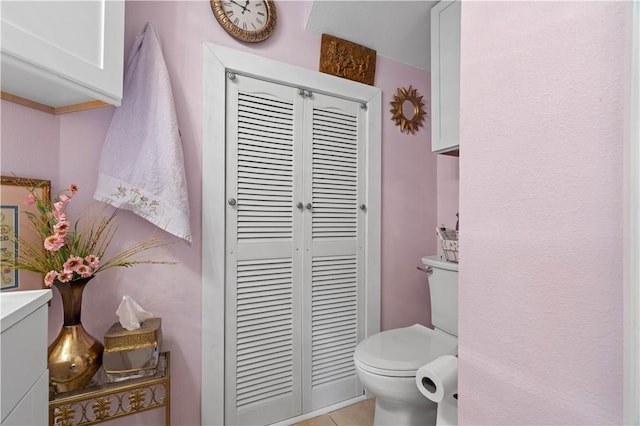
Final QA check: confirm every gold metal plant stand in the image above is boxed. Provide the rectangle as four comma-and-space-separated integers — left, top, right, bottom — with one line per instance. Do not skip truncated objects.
49, 352, 171, 426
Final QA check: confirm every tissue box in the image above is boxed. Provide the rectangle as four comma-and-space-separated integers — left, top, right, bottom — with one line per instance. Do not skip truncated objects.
103, 318, 162, 382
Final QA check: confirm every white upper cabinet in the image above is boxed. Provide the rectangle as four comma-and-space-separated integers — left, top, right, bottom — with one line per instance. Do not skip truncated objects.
1, 0, 125, 110
431, 0, 460, 155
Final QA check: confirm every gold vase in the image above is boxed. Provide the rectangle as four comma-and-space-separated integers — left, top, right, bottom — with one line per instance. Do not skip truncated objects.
48, 277, 104, 393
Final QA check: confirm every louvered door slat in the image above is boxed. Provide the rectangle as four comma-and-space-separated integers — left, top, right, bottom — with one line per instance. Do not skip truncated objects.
313, 261, 357, 270
309, 272, 358, 281
310, 186, 357, 195
237, 317, 292, 334
237, 325, 290, 348
237, 366, 294, 387
238, 132, 293, 146
239, 93, 294, 111
237, 381, 293, 404
237, 344, 292, 363
239, 107, 295, 124
238, 264, 292, 274
238, 149, 292, 162
313, 179, 357, 188
312, 345, 355, 362
237, 177, 292, 189
237, 334, 292, 352
312, 142, 356, 155
237, 359, 293, 378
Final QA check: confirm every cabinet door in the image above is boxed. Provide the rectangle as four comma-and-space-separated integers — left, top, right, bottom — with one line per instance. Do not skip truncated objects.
225, 75, 304, 426
2, 370, 48, 426
302, 93, 366, 411
431, 0, 461, 154
1, 0, 124, 106
0, 301, 47, 422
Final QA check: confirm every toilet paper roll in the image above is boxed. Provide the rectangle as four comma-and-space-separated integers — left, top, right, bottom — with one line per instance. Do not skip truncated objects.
415, 355, 458, 403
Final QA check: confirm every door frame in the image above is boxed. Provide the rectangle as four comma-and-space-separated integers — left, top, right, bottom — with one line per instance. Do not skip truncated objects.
624, 2, 640, 424
202, 43, 382, 426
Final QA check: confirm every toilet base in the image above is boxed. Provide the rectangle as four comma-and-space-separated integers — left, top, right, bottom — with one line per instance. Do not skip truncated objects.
374, 398, 437, 426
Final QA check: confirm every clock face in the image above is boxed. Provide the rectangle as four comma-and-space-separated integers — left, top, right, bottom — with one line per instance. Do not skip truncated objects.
221, 1, 268, 32
211, 0, 277, 43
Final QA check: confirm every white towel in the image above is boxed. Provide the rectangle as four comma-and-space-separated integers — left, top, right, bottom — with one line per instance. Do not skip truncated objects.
94, 22, 191, 244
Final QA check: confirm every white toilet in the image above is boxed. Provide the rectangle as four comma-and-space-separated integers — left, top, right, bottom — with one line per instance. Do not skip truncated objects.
354, 255, 458, 426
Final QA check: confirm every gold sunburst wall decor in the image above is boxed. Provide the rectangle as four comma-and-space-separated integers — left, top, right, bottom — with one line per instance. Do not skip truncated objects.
390, 85, 426, 135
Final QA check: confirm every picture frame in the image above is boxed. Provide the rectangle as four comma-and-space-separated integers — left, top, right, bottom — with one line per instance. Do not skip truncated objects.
319, 33, 376, 86
0, 176, 51, 291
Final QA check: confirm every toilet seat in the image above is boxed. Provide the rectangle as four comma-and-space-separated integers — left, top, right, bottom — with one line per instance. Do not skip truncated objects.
354, 324, 457, 377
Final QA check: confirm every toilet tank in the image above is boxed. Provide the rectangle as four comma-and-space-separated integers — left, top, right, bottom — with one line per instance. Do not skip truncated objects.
422, 255, 458, 337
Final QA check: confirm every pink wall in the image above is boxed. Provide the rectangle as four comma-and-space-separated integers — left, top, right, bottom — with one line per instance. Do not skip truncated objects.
437, 155, 459, 236
377, 64, 438, 331
1, 101, 59, 181
1, 1, 437, 423
458, 2, 626, 424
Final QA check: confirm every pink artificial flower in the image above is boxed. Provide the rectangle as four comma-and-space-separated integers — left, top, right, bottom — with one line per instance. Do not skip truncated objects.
44, 270, 57, 288
54, 221, 70, 236
68, 183, 78, 194
44, 235, 64, 251
57, 271, 73, 283
52, 209, 66, 221
54, 201, 65, 212
59, 194, 70, 203
76, 264, 93, 278
24, 194, 36, 206
63, 256, 84, 272
85, 255, 100, 269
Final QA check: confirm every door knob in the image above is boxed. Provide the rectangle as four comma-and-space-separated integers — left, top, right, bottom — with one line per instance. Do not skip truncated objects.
228, 198, 237, 206
305, 203, 313, 210
296, 202, 304, 210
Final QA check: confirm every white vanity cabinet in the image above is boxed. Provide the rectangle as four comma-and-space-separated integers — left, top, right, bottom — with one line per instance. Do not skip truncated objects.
0, 0, 125, 111
1, 290, 52, 426
430, 0, 461, 155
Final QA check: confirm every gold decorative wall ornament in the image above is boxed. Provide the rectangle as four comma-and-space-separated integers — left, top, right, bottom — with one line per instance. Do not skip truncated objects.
390, 86, 426, 135
319, 34, 376, 85
210, 0, 277, 43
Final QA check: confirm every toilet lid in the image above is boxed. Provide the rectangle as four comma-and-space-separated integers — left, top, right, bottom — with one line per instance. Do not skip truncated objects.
354, 324, 457, 377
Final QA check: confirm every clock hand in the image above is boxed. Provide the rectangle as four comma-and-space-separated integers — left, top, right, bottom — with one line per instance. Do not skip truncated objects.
230, 0, 250, 14
229, 0, 247, 11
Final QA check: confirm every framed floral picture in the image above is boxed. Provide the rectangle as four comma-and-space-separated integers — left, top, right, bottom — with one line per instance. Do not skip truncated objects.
0, 176, 50, 291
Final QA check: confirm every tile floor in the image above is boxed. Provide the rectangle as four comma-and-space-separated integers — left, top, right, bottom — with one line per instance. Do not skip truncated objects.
290, 398, 375, 426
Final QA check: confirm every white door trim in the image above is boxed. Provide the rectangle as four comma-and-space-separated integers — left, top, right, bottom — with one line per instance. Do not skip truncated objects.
202, 43, 381, 425
624, 2, 640, 424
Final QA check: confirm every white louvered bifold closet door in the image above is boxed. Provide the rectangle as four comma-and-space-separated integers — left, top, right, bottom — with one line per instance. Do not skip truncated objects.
225, 75, 304, 426
302, 93, 366, 412
226, 75, 366, 425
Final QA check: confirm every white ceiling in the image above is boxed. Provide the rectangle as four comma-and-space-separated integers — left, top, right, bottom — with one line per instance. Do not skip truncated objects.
305, 0, 439, 71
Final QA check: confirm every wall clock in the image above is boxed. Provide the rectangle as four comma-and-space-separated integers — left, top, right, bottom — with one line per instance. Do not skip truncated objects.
210, 0, 277, 43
